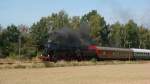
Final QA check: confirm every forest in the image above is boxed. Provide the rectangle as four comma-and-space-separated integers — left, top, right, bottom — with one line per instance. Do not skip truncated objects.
0, 10, 150, 59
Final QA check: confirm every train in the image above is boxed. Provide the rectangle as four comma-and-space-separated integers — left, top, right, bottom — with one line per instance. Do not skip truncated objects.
39, 42, 150, 61
96, 47, 150, 60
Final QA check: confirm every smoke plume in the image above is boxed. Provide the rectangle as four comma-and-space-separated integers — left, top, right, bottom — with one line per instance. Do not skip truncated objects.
48, 23, 91, 47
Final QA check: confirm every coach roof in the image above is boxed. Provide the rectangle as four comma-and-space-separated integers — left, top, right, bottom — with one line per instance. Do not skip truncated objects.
96, 47, 131, 52
131, 48, 150, 53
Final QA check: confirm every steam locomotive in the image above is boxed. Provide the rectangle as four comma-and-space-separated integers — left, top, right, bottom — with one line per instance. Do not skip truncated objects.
40, 42, 98, 61
39, 41, 150, 61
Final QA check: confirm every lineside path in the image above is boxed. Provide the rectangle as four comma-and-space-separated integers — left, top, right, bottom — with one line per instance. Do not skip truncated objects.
0, 63, 150, 84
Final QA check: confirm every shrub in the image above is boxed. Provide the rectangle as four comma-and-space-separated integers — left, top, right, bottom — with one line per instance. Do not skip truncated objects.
42, 61, 55, 67
8, 53, 19, 59
14, 64, 26, 69
90, 58, 97, 63
21, 47, 37, 59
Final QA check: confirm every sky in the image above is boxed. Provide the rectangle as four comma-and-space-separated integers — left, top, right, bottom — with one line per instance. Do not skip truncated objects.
0, 0, 150, 27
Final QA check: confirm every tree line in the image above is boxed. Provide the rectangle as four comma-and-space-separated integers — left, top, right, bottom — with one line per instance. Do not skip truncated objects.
0, 10, 150, 59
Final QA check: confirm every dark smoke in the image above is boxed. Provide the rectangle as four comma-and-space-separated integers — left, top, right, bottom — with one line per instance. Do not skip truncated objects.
48, 23, 91, 47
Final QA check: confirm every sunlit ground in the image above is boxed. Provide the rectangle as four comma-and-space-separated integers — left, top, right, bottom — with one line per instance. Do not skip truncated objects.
0, 63, 150, 84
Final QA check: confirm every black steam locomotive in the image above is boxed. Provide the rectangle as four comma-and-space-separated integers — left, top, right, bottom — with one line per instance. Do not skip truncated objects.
40, 42, 97, 62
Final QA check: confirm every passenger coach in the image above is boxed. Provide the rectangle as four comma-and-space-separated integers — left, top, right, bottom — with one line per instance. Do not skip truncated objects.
96, 47, 133, 60
132, 48, 150, 60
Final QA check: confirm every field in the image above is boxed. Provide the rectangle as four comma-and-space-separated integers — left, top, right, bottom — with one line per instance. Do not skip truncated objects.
0, 63, 150, 84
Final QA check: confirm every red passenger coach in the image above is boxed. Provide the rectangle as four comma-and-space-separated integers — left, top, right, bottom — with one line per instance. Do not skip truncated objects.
95, 47, 133, 60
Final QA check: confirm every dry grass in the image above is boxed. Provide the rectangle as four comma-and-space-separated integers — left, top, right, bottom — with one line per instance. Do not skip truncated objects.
0, 63, 150, 84
0, 60, 142, 69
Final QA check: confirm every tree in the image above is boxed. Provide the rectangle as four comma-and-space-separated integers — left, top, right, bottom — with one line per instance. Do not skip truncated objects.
109, 22, 122, 47
30, 17, 49, 49
70, 16, 80, 30
1, 24, 20, 57
120, 25, 127, 48
124, 20, 140, 48
81, 10, 101, 37
138, 26, 148, 48
81, 10, 109, 46
0, 25, 3, 57
50, 10, 70, 29
145, 30, 150, 49
99, 23, 110, 47
0, 24, 2, 33
18, 24, 37, 59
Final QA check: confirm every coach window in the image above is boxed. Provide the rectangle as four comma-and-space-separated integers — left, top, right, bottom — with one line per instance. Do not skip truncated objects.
128, 52, 130, 56
138, 53, 141, 56
103, 51, 106, 55
123, 52, 126, 56
146, 53, 147, 56
137, 53, 140, 56
144, 53, 146, 56
96, 50, 101, 54
143, 53, 145, 56
134, 53, 137, 56
142, 53, 144, 56
118, 52, 120, 55
146, 53, 148, 56
140, 53, 141, 56
141, 53, 143, 56
140, 53, 142, 56
138, 53, 140, 56
112, 52, 115, 56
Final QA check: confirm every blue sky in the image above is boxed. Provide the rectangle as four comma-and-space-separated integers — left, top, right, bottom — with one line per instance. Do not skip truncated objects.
0, 0, 150, 27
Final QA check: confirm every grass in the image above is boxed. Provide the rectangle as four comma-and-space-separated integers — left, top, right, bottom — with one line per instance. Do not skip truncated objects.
0, 63, 150, 84
0, 59, 146, 69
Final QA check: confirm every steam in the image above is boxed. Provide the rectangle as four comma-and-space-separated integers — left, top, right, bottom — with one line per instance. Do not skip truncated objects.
104, 0, 150, 27
48, 22, 91, 47
105, 0, 133, 23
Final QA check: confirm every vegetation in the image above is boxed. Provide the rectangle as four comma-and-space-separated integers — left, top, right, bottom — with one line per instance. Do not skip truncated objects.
0, 10, 150, 59
0, 60, 143, 69
0, 63, 150, 84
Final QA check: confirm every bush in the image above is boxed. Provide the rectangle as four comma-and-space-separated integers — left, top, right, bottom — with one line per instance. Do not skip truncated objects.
42, 61, 55, 67
0, 49, 9, 58
14, 64, 26, 69
90, 58, 97, 63
8, 53, 19, 59
21, 47, 37, 59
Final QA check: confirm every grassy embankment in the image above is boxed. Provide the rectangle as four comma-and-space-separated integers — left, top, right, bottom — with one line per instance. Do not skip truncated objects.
0, 58, 148, 69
